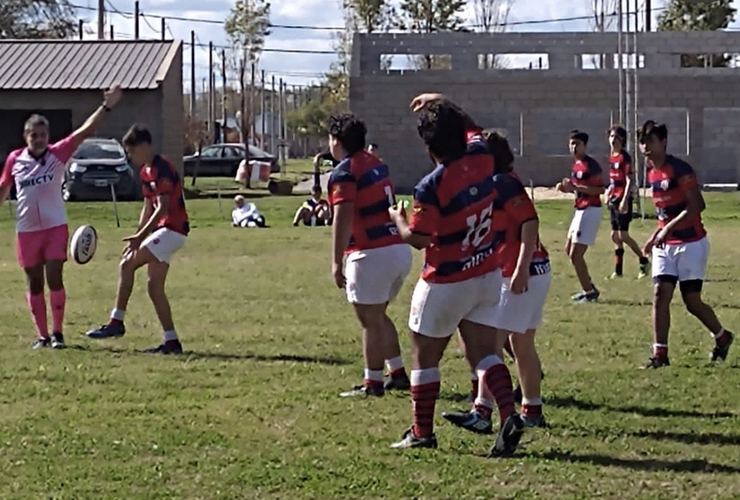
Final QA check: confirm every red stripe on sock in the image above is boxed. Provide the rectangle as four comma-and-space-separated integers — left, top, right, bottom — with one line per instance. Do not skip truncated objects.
483, 364, 515, 425
411, 381, 440, 438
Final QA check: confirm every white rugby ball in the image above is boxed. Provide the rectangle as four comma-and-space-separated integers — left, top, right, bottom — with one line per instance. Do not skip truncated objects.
70, 225, 98, 265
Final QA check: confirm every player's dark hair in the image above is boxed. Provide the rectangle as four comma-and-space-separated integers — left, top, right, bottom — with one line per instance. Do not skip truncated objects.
311, 184, 322, 195
122, 124, 153, 146
24, 114, 49, 135
328, 114, 367, 156
569, 129, 589, 145
483, 130, 514, 174
637, 120, 668, 143
608, 125, 627, 143
417, 102, 467, 161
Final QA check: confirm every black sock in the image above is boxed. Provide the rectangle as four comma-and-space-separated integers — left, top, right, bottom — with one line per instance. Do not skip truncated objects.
639, 256, 649, 265
615, 249, 625, 275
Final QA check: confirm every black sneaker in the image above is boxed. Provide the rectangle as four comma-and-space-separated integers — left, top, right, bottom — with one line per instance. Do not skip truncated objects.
710, 331, 734, 362
490, 413, 525, 458
442, 409, 493, 435
522, 414, 548, 428
645, 356, 670, 369
144, 339, 183, 355
51, 332, 66, 350
384, 373, 410, 391
32, 337, 51, 350
391, 428, 438, 449
574, 287, 600, 304
340, 384, 385, 398
86, 322, 126, 339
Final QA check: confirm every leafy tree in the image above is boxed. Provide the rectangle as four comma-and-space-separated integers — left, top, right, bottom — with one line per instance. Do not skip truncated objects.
0, 0, 76, 39
657, 0, 735, 67
399, 0, 467, 69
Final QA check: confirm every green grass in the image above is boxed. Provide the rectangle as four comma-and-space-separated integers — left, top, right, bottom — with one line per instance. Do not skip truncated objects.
2, 193, 740, 499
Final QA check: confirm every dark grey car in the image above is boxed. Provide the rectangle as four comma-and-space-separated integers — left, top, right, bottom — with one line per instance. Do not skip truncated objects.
183, 143, 279, 177
63, 138, 140, 202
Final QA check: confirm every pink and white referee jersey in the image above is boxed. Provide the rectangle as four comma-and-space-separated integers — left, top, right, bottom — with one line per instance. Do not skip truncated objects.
0, 135, 76, 233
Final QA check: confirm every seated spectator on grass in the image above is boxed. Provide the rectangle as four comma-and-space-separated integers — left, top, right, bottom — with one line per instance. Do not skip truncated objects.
293, 185, 332, 227
232, 195, 266, 228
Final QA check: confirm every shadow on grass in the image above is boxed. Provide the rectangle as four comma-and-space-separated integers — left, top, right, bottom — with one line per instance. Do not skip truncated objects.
532, 450, 740, 474
86, 345, 350, 366
548, 395, 736, 419
630, 429, 740, 446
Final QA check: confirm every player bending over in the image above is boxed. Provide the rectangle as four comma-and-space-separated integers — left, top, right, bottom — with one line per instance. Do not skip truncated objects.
0, 86, 122, 350
327, 114, 413, 397
558, 130, 605, 303
638, 120, 733, 368
388, 94, 523, 457
444, 131, 550, 434
606, 125, 650, 279
86, 125, 190, 354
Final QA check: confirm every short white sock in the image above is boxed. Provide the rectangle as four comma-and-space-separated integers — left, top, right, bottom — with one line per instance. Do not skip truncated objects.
364, 369, 384, 382
714, 328, 726, 339
522, 397, 543, 406
385, 356, 404, 373
474, 397, 493, 409
111, 308, 125, 321
164, 330, 178, 342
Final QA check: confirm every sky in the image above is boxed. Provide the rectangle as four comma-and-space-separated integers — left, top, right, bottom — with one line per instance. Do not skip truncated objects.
70, 0, 739, 92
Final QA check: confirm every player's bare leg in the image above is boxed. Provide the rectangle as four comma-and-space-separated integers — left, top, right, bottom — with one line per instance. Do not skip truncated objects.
456, 331, 479, 402
25, 265, 50, 349
391, 332, 449, 449
620, 231, 643, 260
144, 259, 182, 354
87, 247, 156, 340
680, 285, 734, 362
45, 259, 66, 349
569, 243, 598, 302
341, 303, 389, 397
648, 279, 675, 368
509, 330, 545, 427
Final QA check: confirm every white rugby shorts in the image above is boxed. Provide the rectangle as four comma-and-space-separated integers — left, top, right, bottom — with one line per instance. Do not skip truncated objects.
493, 272, 552, 334
652, 236, 709, 282
409, 269, 503, 338
141, 227, 187, 264
345, 244, 412, 305
568, 206, 603, 247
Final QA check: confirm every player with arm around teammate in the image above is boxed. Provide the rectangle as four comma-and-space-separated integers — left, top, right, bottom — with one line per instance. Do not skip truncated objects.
387, 94, 523, 457
0, 86, 123, 350
444, 131, 550, 434
327, 114, 413, 397
86, 125, 190, 354
638, 120, 733, 368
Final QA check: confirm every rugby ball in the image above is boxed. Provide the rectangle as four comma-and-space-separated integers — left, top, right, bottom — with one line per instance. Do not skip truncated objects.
70, 225, 98, 265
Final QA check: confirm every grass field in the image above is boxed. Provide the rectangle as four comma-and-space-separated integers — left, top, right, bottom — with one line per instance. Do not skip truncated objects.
2, 191, 740, 500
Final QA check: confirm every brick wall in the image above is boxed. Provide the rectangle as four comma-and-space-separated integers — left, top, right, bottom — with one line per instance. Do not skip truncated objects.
350, 31, 740, 192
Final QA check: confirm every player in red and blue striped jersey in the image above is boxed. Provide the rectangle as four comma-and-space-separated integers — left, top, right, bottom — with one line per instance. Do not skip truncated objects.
388, 94, 522, 457
606, 125, 650, 280
638, 120, 733, 368
444, 131, 550, 433
327, 114, 413, 398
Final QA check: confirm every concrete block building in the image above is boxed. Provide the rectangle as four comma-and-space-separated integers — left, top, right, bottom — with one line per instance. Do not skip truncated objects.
349, 31, 740, 191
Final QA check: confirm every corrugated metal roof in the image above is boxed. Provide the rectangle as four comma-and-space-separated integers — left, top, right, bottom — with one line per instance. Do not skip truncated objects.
0, 40, 179, 90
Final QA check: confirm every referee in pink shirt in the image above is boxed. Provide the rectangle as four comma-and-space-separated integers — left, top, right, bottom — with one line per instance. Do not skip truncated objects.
0, 86, 123, 350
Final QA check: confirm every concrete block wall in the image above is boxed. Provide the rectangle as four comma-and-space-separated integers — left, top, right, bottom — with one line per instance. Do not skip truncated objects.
350, 32, 740, 192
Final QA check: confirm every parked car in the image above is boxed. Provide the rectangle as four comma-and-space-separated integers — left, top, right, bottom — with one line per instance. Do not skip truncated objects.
183, 143, 279, 178
63, 138, 140, 202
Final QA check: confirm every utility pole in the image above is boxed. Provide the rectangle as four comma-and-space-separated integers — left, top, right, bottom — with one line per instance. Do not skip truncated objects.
221, 50, 227, 128
270, 75, 276, 157
190, 31, 196, 118
617, 0, 624, 125
208, 41, 214, 137
261, 70, 266, 150
134, 1, 140, 39
110, 24, 114, 40
645, 0, 651, 31
97, 0, 105, 40
250, 64, 256, 146
161, 18, 166, 40
278, 78, 284, 168
78, 19, 84, 40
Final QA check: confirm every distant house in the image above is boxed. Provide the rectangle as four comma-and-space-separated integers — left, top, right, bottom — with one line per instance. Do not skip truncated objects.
0, 39, 183, 172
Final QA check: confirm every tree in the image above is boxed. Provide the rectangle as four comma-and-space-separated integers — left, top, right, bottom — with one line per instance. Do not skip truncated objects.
0, 0, 77, 38
399, 0, 467, 69
344, 0, 394, 33
225, 0, 270, 182
657, 0, 736, 67
473, 0, 516, 68
585, 0, 618, 69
